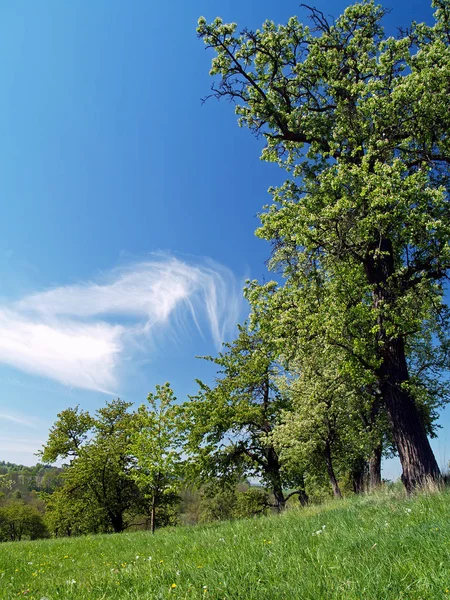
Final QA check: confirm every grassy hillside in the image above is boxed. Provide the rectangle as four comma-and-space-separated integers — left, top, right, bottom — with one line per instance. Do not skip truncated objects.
1, 488, 449, 599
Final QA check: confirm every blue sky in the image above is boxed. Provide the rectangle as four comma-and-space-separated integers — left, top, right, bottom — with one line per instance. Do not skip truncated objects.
0, 0, 447, 478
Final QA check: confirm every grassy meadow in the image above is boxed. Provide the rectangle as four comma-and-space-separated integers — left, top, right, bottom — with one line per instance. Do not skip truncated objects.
1, 488, 450, 600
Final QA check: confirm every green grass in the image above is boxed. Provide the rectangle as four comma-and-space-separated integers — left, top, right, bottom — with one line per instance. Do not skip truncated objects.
1, 489, 450, 599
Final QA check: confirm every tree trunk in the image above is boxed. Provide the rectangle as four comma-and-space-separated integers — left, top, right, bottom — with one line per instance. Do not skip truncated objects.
381, 362, 440, 491
324, 439, 342, 498
364, 238, 440, 491
266, 447, 286, 511
150, 495, 156, 534
298, 489, 309, 506
297, 473, 309, 506
351, 458, 367, 494
272, 481, 286, 511
110, 512, 124, 534
368, 443, 382, 490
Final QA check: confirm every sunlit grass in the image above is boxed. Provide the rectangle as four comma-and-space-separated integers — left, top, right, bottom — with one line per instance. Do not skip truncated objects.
1, 488, 450, 599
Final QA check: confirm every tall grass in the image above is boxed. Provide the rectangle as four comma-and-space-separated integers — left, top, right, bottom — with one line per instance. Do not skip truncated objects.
1, 488, 449, 599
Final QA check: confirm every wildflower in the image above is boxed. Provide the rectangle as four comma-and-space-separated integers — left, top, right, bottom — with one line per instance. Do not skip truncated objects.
136, 555, 140, 560
66, 579, 76, 585
171, 583, 177, 589
405, 508, 412, 514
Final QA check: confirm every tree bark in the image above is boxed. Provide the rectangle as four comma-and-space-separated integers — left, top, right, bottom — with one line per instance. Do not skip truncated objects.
368, 443, 382, 490
109, 512, 124, 533
266, 446, 286, 511
364, 238, 440, 491
351, 458, 368, 494
298, 489, 309, 506
324, 439, 342, 498
297, 473, 309, 506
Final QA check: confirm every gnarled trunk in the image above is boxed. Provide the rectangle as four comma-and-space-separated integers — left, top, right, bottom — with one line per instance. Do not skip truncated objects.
365, 238, 440, 491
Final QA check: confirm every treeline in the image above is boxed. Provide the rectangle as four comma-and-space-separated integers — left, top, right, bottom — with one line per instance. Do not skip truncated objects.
0, 454, 280, 541
0, 462, 62, 541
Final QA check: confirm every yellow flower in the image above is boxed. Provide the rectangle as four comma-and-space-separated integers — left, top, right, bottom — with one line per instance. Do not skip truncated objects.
171, 583, 177, 588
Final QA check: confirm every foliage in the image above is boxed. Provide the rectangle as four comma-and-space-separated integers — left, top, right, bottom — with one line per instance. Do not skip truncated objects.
199, 486, 237, 523
233, 488, 269, 518
183, 324, 306, 509
40, 400, 141, 534
0, 501, 48, 542
198, 484, 269, 522
130, 383, 183, 532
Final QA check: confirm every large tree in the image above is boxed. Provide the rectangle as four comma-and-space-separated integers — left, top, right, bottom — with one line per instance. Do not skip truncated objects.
40, 400, 141, 533
198, 0, 450, 489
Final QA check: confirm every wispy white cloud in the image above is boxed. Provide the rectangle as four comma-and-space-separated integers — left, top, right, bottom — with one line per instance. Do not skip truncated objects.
0, 412, 38, 428
0, 256, 243, 393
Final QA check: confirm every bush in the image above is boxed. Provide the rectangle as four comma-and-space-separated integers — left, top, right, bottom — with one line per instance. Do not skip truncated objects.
0, 501, 48, 542
234, 488, 269, 518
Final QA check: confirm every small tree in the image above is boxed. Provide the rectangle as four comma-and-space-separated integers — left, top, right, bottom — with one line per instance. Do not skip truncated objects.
130, 383, 182, 533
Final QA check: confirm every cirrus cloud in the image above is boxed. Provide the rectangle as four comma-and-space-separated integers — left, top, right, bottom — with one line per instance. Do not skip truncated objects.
0, 256, 243, 393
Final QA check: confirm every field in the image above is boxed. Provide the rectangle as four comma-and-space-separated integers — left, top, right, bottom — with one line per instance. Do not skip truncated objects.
1, 489, 450, 599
